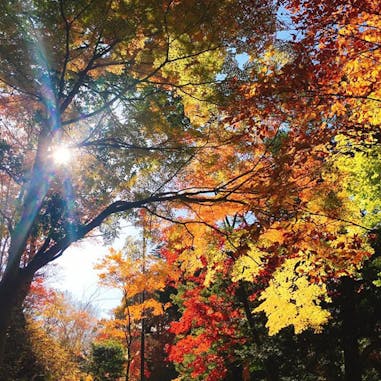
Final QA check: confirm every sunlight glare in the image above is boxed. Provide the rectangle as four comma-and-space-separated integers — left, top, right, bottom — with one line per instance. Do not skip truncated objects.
53, 146, 72, 166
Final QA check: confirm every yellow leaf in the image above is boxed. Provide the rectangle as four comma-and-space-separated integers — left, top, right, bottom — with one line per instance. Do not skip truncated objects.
254, 258, 331, 335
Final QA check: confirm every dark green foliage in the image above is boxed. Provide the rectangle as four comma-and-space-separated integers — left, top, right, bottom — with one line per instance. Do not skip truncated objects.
88, 341, 125, 381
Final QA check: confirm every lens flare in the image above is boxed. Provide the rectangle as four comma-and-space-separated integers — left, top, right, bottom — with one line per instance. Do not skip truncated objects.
53, 146, 72, 165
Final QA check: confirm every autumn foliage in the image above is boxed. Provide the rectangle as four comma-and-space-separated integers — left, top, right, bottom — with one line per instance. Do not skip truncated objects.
0, 0, 380, 380
151, 1, 381, 380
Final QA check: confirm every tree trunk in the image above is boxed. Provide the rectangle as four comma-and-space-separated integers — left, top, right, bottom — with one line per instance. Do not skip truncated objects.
140, 223, 146, 381
237, 283, 279, 381
140, 316, 145, 381
341, 277, 361, 381
125, 354, 131, 381
263, 358, 280, 381
0, 270, 33, 367
125, 305, 132, 381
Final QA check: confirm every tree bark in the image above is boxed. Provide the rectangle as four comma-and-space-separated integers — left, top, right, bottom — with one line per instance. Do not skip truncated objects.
0, 270, 33, 367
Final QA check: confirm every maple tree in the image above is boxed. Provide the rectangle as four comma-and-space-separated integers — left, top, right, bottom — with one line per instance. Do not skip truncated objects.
0, 0, 380, 378
162, 212, 380, 380
241, 2, 381, 379
95, 235, 174, 381
166, 259, 245, 381
155, 1, 381, 380
0, 0, 277, 364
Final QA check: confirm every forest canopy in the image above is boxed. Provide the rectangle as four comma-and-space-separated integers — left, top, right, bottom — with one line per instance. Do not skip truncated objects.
0, 0, 380, 380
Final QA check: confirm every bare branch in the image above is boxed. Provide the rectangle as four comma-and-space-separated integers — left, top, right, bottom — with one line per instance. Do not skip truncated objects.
58, 0, 71, 98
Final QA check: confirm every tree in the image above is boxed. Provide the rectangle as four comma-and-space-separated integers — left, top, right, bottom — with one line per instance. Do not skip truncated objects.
157, 0, 381, 378
95, 233, 173, 381
167, 263, 246, 381
1, 278, 88, 381
237, 2, 380, 379
162, 214, 380, 381
1, 0, 379, 376
88, 340, 125, 381
0, 0, 276, 363
27, 288, 97, 360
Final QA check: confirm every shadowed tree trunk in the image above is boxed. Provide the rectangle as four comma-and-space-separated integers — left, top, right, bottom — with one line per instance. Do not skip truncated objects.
340, 277, 361, 381
237, 282, 280, 381
140, 224, 147, 381
0, 270, 33, 370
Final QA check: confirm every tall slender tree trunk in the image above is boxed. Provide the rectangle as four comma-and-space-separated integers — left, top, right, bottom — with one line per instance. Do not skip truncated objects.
341, 277, 361, 381
140, 226, 146, 381
140, 314, 145, 381
124, 302, 132, 381
125, 349, 131, 381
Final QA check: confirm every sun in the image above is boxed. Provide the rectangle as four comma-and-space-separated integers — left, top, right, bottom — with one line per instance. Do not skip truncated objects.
53, 145, 72, 166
